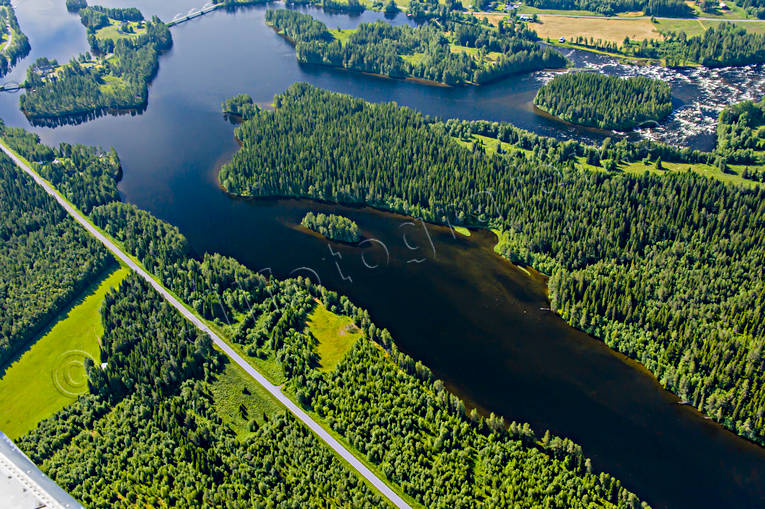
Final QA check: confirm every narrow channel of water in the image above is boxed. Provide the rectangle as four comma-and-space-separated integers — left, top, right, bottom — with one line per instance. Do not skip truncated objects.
1, 2, 764, 507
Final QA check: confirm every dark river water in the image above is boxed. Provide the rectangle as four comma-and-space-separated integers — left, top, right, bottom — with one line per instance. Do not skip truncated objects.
2, 1, 765, 507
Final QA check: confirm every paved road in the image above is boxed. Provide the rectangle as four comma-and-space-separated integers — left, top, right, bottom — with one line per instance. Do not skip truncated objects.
0, 143, 412, 509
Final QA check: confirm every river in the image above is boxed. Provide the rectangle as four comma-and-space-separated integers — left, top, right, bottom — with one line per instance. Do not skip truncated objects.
2, 1, 764, 507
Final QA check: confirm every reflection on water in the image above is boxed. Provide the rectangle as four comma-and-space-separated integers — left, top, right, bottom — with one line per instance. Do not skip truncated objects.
0, 1, 764, 508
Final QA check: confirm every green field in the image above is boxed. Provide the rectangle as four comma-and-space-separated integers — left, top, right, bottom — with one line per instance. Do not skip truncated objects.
307, 303, 362, 372
454, 226, 472, 236
328, 28, 354, 46
577, 156, 764, 186
210, 358, 283, 439
95, 19, 146, 41
0, 266, 128, 439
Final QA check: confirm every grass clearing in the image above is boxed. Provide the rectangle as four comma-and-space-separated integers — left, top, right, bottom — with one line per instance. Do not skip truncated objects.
328, 28, 355, 46
454, 226, 471, 236
0, 266, 128, 439
95, 20, 146, 41
307, 303, 362, 372
576, 156, 764, 186
210, 357, 283, 439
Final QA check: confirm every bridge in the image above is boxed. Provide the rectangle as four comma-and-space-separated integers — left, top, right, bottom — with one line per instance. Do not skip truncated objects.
167, 2, 220, 27
0, 81, 26, 93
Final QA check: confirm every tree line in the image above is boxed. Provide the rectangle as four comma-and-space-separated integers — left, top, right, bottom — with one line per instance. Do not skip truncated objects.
266, 9, 567, 85
522, 0, 691, 16
0, 135, 113, 368
219, 83, 765, 445
534, 72, 673, 130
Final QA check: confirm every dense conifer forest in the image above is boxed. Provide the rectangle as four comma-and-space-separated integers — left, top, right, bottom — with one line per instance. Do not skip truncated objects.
716, 98, 765, 164
7, 126, 645, 507
301, 212, 361, 242
219, 84, 765, 445
19, 6, 171, 122
0, 147, 112, 368
266, 9, 567, 85
222, 93, 258, 121
534, 72, 673, 130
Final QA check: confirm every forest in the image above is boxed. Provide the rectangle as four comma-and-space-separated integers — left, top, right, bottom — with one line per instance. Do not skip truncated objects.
0, 1, 31, 77
0, 142, 112, 369
79, 5, 143, 28
522, 0, 692, 15
266, 9, 567, 85
222, 93, 258, 121
18, 274, 389, 507
66, 0, 88, 12
534, 72, 673, 130
219, 83, 765, 445
18, 7, 171, 123
3, 123, 646, 507
716, 98, 765, 164
84, 197, 645, 509
301, 211, 361, 242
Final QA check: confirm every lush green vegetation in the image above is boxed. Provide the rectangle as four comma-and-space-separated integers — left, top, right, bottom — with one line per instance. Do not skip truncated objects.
209, 358, 283, 438
301, 211, 361, 242
266, 9, 567, 85
219, 84, 765, 445
716, 98, 765, 165
0, 267, 127, 439
79, 5, 143, 29
522, 0, 691, 16
18, 274, 388, 507
534, 72, 673, 130
222, 93, 258, 121
19, 6, 171, 123
307, 302, 363, 371
0, 125, 122, 213
0, 149, 113, 368
66, 0, 88, 12
0, 1, 31, 77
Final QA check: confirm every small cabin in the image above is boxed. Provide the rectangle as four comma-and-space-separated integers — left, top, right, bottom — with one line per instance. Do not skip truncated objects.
719, 1, 728, 8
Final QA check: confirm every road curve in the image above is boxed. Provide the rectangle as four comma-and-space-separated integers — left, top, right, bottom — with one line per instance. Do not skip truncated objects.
0, 142, 412, 509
